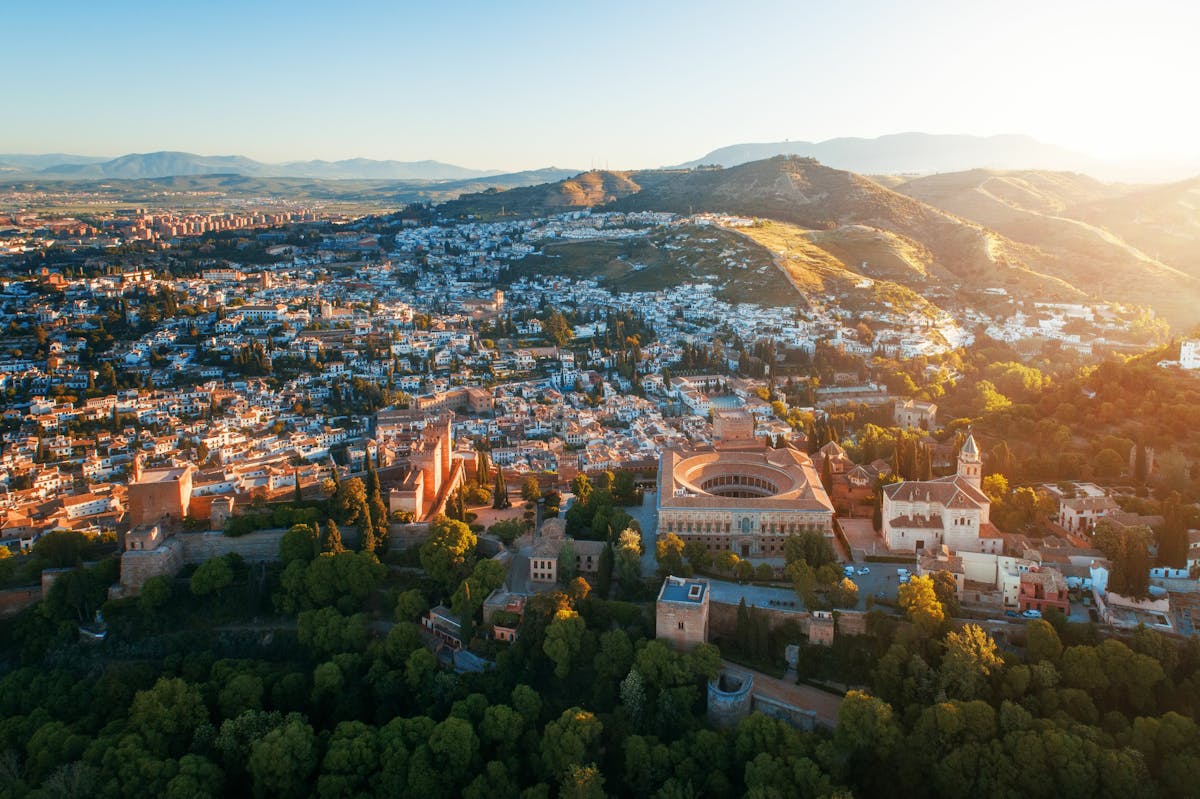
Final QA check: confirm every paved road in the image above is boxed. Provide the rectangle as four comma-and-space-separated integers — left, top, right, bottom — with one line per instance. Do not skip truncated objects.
623, 492, 660, 577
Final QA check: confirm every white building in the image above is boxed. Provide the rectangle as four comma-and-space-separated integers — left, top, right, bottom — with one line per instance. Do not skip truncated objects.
1181, 339, 1200, 370
881, 433, 1002, 554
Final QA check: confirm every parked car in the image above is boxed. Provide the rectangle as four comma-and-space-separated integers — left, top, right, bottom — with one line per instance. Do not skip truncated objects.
843, 565, 855, 577
1005, 610, 1019, 618
1021, 609, 1043, 619
857, 567, 870, 575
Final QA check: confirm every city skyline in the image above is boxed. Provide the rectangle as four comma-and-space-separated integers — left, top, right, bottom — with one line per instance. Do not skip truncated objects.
4, 0, 1198, 172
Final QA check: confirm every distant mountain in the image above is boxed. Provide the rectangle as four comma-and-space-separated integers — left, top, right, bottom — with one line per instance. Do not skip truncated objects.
445, 156, 1200, 326
16, 151, 506, 181
0, 168, 581, 207
676, 133, 1119, 179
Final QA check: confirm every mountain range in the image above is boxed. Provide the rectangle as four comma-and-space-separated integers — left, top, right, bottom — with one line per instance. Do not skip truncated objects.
677, 133, 1197, 183
0, 151, 507, 181
5, 133, 1196, 184
442, 156, 1200, 328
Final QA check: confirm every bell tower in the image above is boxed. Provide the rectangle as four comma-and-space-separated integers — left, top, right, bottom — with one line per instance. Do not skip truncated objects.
957, 432, 982, 491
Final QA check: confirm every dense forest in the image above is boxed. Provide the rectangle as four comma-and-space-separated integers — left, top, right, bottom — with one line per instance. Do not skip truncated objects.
2, 512, 1199, 798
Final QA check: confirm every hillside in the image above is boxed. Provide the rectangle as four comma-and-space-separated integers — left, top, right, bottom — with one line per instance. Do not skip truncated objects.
894, 169, 1200, 323
607, 157, 1084, 301
1068, 177, 1200, 279
448, 156, 1200, 326
440, 170, 644, 218
505, 223, 793, 305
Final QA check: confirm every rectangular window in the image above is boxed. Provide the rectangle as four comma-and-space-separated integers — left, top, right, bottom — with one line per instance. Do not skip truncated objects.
677, 622, 685, 630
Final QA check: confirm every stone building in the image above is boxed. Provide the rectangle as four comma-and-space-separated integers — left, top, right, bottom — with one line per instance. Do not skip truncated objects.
881, 433, 1001, 554
126, 464, 195, 527
655, 575, 710, 651
657, 414, 834, 559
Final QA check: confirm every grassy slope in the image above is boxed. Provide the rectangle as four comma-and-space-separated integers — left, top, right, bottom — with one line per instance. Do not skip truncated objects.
731, 220, 943, 317
895, 170, 1200, 326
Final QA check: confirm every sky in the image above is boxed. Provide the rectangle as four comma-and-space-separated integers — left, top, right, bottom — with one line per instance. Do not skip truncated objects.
3, 0, 1198, 171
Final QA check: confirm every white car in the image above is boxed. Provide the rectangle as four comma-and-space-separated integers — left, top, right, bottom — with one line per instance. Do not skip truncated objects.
843, 566, 855, 577
1021, 609, 1043, 619
856, 567, 870, 575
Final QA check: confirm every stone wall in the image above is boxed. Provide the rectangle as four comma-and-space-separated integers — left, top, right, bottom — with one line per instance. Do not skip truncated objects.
387, 522, 431, 551
179, 529, 288, 564
0, 586, 40, 618
708, 599, 868, 642
114, 538, 185, 597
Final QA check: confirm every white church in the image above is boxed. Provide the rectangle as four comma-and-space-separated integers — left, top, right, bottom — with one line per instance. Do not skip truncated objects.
881, 433, 1003, 554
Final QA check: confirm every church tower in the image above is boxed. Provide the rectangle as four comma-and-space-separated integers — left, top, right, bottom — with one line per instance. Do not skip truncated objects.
957, 432, 982, 491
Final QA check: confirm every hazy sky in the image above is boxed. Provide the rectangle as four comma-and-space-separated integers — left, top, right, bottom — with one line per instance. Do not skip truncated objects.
4, 0, 1197, 171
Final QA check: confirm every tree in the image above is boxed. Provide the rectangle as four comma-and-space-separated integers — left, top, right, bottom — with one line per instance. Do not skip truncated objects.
322, 520, 346, 554
931, 570, 961, 617
898, 574, 945, 635
492, 466, 510, 510
248, 717, 318, 798
544, 609, 586, 679
1026, 618, 1063, 664
129, 678, 208, 758
1094, 520, 1152, 599
420, 515, 477, 592
190, 556, 234, 597
138, 574, 173, 615
332, 477, 368, 525
359, 502, 379, 554
317, 721, 379, 799
612, 470, 638, 505
558, 539, 578, 583
1158, 491, 1188, 568
395, 588, 428, 622
1094, 448, 1125, 480
489, 519, 522, 545
280, 523, 318, 566
833, 691, 901, 788
560, 763, 605, 799
521, 475, 542, 503
615, 528, 643, 586
570, 473, 593, 504
297, 607, 370, 656
982, 473, 1009, 504
541, 707, 603, 779
939, 624, 1004, 701
655, 533, 686, 577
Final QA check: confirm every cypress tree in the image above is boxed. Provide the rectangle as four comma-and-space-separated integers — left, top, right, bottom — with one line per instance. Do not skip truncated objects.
493, 466, 510, 510
293, 470, 303, 503
359, 502, 378, 554
324, 520, 345, 554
